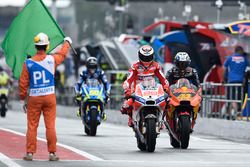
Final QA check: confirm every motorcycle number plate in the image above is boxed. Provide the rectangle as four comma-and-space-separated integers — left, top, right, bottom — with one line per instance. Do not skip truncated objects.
89, 90, 99, 96
178, 93, 191, 100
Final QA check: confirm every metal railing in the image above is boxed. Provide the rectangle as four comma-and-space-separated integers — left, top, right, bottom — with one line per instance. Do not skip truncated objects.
201, 82, 250, 121
53, 84, 124, 110
9, 81, 250, 121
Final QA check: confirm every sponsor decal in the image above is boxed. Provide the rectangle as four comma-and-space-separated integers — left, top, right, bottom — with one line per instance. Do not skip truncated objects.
227, 20, 250, 36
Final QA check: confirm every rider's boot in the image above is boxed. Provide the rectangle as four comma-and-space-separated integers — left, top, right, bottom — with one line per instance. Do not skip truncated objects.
127, 109, 134, 127
77, 107, 81, 117
128, 116, 134, 127
102, 112, 107, 121
75, 98, 82, 117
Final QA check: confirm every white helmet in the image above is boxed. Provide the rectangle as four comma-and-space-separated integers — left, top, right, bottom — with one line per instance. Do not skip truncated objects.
138, 45, 154, 63
174, 52, 191, 69
34, 32, 50, 45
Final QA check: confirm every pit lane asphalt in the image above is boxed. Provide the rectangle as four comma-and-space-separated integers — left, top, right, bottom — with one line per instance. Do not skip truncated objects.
1, 106, 250, 167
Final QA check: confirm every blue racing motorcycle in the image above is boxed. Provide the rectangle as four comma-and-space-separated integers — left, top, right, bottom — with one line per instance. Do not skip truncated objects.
80, 79, 106, 136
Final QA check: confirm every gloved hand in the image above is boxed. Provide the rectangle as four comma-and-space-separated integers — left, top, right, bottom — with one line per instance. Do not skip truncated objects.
105, 92, 110, 102
75, 93, 81, 101
120, 104, 129, 115
163, 85, 170, 94
124, 89, 132, 98
20, 100, 27, 113
197, 87, 202, 96
64, 37, 72, 44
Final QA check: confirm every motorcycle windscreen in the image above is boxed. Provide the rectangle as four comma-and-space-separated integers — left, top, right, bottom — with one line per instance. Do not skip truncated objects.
141, 77, 156, 90
86, 79, 99, 88
140, 78, 165, 99
83, 79, 104, 101
171, 78, 196, 100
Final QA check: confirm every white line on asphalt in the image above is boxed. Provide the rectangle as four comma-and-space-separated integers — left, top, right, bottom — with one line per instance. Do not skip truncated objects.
88, 159, 250, 164
192, 134, 250, 146
0, 127, 104, 161
0, 153, 22, 167
191, 136, 211, 142
56, 142, 104, 161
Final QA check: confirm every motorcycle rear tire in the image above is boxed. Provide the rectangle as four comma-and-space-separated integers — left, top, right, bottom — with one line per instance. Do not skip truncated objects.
146, 119, 156, 152
179, 115, 191, 149
89, 109, 98, 136
1, 108, 6, 117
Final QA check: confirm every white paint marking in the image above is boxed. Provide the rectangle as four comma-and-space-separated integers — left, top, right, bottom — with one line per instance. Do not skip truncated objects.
99, 160, 250, 164
0, 128, 104, 161
0, 153, 22, 167
191, 136, 211, 142
56, 142, 103, 161
192, 135, 250, 147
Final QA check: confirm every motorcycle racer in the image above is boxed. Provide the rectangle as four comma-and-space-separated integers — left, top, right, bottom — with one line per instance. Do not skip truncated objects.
120, 45, 169, 127
0, 67, 13, 117
165, 52, 201, 130
0, 67, 13, 87
74, 57, 110, 120
165, 52, 200, 88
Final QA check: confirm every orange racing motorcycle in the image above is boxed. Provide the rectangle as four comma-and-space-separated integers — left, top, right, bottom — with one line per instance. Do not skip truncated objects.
165, 78, 202, 149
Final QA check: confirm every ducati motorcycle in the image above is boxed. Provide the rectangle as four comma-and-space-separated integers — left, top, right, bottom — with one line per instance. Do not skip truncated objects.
131, 78, 167, 152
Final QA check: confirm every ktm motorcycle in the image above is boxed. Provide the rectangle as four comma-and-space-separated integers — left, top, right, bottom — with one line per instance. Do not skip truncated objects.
131, 78, 167, 152
165, 78, 202, 149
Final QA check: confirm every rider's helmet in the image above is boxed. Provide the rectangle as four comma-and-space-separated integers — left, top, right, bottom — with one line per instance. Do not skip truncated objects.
174, 52, 191, 70
34, 32, 50, 51
138, 45, 154, 67
86, 57, 98, 74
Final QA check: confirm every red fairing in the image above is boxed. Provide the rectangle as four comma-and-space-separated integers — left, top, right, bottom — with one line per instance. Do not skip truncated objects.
123, 61, 169, 92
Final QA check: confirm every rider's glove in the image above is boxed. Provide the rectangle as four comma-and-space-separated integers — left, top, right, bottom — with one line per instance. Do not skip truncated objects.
163, 85, 170, 94
75, 93, 81, 101
197, 87, 202, 97
120, 104, 129, 115
64, 37, 72, 44
105, 92, 110, 102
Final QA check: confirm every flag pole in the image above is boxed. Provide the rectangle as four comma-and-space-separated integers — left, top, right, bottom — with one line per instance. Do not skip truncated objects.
69, 43, 78, 56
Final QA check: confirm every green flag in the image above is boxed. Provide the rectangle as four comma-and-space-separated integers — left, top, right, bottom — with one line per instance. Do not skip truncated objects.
1, 0, 65, 79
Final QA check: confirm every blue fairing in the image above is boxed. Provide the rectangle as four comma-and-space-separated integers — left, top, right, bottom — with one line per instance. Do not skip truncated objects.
81, 82, 105, 123
81, 84, 106, 100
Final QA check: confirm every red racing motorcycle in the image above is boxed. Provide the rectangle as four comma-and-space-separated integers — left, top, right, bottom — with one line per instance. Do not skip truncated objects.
131, 78, 167, 152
